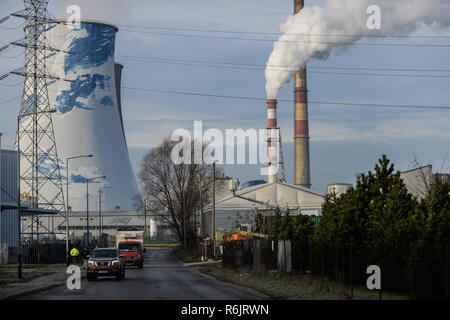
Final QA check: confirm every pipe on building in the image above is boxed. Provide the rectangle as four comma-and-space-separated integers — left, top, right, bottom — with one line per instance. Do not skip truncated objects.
294, 0, 311, 188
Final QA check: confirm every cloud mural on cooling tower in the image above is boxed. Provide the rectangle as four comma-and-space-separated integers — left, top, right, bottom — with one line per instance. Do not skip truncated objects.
43, 21, 140, 212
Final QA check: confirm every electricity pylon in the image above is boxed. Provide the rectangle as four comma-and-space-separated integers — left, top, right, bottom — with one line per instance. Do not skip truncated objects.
10, 0, 65, 243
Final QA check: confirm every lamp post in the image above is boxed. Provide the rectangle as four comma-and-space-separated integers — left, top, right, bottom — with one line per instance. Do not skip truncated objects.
211, 162, 232, 259
66, 154, 93, 265
86, 175, 106, 246
144, 198, 148, 245
98, 184, 111, 242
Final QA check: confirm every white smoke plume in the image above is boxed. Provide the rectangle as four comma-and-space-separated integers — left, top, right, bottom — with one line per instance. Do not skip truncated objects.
265, 0, 450, 99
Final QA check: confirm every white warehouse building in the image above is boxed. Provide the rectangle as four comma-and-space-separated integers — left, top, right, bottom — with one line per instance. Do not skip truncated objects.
201, 182, 325, 238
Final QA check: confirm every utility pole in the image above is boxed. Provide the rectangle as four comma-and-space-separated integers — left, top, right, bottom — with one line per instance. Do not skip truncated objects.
0, 133, 2, 245
212, 162, 216, 258
199, 179, 203, 239
99, 187, 102, 239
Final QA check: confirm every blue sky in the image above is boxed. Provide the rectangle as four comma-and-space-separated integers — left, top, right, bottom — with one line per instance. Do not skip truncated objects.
1, 0, 450, 194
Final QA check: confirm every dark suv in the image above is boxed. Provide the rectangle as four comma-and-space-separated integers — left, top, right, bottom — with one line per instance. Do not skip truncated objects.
86, 248, 126, 281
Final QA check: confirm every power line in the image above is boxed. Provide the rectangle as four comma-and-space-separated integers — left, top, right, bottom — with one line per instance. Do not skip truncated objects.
117, 55, 450, 78
119, 28, 450, 48
0, 81, 22, 87
117, 85, 450, 110
1, 82, 448, 112
118, 24, 450, 39
0, 95, 21, 108
117, 54, 450, 72
0, 21, 25, 30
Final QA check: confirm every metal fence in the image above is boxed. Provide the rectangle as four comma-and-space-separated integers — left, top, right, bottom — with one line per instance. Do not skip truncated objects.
7, 241, 97, 265
0, 243, 8, 264
222, 240, 450, 300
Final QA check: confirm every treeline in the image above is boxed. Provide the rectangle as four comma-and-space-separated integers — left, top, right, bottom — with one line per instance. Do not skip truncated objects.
264, 155, 450, 298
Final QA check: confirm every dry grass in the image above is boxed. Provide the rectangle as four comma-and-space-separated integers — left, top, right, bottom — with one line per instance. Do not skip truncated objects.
171, 246, 202, 263
199, 265, 409, 300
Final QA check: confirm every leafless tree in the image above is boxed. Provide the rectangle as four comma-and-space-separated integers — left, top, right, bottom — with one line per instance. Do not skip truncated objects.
139, 137, 223, 248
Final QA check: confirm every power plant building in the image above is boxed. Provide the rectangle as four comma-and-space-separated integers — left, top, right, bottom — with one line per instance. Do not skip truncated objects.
201, 182, 324, 238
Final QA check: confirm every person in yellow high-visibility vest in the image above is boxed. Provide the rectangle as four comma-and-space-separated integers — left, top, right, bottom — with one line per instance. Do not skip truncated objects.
70, 247, 80, 265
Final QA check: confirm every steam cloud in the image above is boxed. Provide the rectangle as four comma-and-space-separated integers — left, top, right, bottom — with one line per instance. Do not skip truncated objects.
265, 0, 450, 99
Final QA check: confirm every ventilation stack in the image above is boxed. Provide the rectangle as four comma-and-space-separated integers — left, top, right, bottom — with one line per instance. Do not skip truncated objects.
294, 0, 311, 188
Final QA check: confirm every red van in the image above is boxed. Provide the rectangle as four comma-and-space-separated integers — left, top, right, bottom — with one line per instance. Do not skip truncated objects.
118, 241, 144, 268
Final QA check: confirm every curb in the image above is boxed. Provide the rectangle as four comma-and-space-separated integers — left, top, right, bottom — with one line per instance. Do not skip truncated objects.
1, 270, 87, 300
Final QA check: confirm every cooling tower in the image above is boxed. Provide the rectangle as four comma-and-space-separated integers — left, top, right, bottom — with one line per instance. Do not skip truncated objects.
36, 21, 139, 212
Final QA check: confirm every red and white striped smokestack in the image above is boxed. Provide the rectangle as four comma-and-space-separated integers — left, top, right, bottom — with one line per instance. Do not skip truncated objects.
267, 99, 278, 183
294, 0, 311, 188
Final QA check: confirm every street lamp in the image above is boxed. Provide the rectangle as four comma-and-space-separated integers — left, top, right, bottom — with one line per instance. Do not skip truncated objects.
86, 175, 106, 246
98, 184, 111, 242
66, 154, 93, 265
144, 198, 148, 246
211, 162, 232, 259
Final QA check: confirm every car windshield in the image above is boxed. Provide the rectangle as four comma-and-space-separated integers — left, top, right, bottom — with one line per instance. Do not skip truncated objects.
119, 243, 140, 252
92, 250, 117, 258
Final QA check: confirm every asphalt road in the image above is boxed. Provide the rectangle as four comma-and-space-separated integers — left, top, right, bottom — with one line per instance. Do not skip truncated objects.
21, 247, 258, 300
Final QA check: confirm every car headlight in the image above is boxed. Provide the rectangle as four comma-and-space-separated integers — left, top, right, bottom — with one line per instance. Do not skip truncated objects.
88, 260, 96, 266
111, 260, 119, 265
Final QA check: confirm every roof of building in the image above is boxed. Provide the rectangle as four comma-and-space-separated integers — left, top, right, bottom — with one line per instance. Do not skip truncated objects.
206, 182, 325, 211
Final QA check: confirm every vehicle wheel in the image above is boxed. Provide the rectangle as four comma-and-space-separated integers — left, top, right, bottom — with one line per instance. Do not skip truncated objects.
139, 262, 143, 269
122, 269, 126, 279
87, 275, 93, 281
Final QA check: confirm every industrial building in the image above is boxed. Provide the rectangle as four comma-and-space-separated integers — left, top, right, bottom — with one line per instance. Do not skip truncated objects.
400, 165, 450, 200
0, 147, 19, 248
43, 210, 176, 243
327, 183, 352, 197
201, 182, 325, 238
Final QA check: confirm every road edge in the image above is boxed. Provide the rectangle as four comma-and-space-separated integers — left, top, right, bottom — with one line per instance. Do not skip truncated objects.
1, 271, 87, 301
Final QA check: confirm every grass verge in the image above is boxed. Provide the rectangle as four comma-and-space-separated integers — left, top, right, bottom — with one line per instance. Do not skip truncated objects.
198, 265, 409, 300
0, 264, 66, 270
171, 246, 202, 263
0, 271, 55, 285
0, 264, 66, 285
146, 243, 179, 248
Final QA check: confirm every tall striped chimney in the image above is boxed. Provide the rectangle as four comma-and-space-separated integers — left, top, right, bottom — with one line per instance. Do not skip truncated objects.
267, 99, 278, 183
294, 0, 311, 188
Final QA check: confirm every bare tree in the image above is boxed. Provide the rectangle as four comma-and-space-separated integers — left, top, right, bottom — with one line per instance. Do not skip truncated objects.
139, 137, 222, 248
